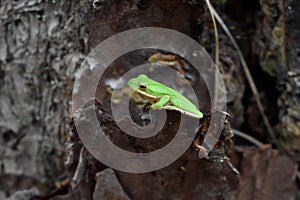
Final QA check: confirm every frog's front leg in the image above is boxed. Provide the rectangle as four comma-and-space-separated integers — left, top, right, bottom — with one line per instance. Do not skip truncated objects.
151, 96, 170, 110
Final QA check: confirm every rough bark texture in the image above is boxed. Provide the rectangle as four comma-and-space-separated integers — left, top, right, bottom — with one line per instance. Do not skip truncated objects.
0, 0, 89, 195
254, 0, 300, 158
280, 0, 300, 157
57, 98, 239, 200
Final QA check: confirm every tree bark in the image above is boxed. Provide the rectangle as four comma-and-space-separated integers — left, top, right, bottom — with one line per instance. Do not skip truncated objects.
0, 0, 89, 195
255, 0, 300, 158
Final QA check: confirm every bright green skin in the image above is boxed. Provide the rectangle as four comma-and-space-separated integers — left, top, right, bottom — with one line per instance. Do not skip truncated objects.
128, 74, 203, 118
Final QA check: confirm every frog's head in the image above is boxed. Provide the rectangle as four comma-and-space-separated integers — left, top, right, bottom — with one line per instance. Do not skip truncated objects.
128, 74, 150, 91
128, 74, 157, 98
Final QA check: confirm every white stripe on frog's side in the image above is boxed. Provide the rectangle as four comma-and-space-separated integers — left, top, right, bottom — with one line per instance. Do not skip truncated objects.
162, 105, 202, 119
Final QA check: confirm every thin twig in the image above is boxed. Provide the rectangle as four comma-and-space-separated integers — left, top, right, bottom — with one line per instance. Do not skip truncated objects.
232, 129, 263, 147
210, 6, 284, 153
204, 0, 220, 110
204, 0, 219, 68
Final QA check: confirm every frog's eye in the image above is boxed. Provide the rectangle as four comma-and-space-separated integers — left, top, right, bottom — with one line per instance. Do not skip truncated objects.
138, 83, 147, 90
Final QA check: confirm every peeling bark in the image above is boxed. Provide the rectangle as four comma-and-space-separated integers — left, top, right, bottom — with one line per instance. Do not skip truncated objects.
255, 0, 300, 158
0, 0, 89, 196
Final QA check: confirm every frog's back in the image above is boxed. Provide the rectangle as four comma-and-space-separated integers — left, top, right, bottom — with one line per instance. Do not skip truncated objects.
169, 91, 200, 112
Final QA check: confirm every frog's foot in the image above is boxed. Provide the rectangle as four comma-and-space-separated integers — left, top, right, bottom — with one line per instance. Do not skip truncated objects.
150, 104, 163, 110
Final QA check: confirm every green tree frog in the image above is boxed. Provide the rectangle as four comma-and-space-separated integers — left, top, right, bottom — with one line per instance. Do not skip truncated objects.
128, 74, 203, 118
